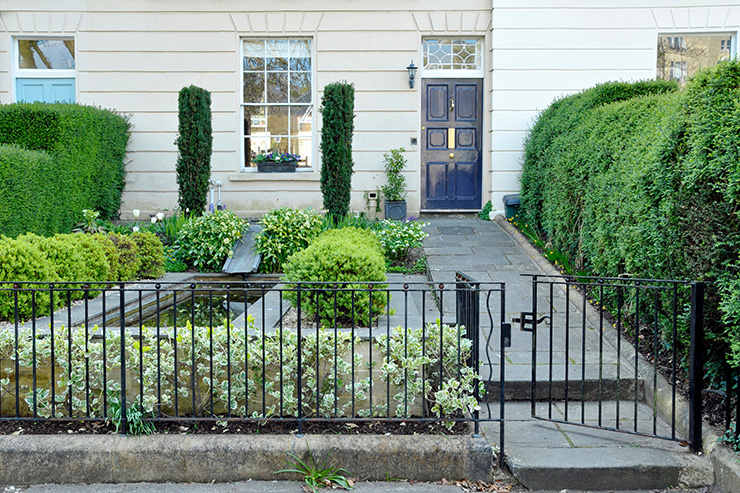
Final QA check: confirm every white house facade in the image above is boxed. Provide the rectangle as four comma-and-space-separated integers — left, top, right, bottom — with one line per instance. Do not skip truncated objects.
0, 0, 738, 218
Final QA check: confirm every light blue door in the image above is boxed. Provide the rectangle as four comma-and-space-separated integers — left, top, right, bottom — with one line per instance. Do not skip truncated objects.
16, 78, 75, 103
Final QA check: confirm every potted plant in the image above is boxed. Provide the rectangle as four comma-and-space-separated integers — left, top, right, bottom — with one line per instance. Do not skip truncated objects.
254, 151, 300, 173
381, 148, 408, 220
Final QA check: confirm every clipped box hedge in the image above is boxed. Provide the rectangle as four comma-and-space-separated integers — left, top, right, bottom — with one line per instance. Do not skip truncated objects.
0, 103, 130, 237
519, 60, 740, 371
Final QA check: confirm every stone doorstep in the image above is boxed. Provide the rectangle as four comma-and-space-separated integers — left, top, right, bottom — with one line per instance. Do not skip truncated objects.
0, 434, 494, 486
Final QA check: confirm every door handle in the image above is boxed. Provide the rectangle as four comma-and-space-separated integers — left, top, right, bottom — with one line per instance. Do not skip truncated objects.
449, 153, 455, 159
450, 96, 455, 111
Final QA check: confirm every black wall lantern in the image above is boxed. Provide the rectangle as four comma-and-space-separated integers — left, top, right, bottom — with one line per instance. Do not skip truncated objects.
407, 60, 418, 88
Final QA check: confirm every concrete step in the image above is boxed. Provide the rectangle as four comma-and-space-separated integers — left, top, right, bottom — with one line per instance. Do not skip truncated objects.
480, 401, 714, 491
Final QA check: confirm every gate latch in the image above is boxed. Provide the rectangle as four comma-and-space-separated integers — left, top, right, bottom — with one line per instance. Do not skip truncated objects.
512, 312, 550, 332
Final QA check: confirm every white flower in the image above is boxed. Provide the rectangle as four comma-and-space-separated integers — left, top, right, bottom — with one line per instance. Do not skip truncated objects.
132, 226, 140, 233
150, 216, 157, 224
132, 209, 140, 218
156, 212, 164, 221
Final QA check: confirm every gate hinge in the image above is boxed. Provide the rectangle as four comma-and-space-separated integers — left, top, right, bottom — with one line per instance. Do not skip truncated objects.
512, 312, 550, 332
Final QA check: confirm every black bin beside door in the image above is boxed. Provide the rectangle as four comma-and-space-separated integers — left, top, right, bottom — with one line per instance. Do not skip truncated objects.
421, 79, 483, 211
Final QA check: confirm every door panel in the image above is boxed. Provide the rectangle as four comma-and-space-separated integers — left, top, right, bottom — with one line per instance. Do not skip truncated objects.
16, 78, 75, 103
421, 79, 482, 210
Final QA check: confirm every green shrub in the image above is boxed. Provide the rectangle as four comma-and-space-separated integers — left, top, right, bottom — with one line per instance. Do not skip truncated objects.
255, 207, 324, 273
108, 234, 141, 281
131, 231, 166, 279
175, 210, 247, 272
320, 82, 355, 221
0, 102, 130, 234
478, 200, 492, 220
283, 227, 387, 327
519, 63, 740, 373
0, 236, 59, 320
0, 145, 63, 237
176, 85, 212, 215
89, 234, 122, 280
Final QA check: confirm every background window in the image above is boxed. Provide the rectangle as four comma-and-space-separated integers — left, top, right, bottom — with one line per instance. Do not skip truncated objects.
657, 33, 732, 85
242, 38, 312, 169
15, 39, 76, 103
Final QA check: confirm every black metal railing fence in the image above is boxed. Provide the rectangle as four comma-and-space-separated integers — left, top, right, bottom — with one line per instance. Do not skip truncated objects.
0, 279, 505, 442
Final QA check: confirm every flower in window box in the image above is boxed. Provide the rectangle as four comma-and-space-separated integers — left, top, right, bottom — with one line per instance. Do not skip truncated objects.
254, 152, 300, 172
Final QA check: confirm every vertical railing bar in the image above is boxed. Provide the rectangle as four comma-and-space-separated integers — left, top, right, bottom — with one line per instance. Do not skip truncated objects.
50, 284, 55, 418
734, 366, 740, 443
173, 289, 178, 418
616, 285, 622, 430
499, 285, 506, 466
634, 285, 640, 433
84, 284, 91, 418
102, 290, 107, 418
244, 285, 249, 418
315, 289, 320, 418
156, 286, 162, 418
226, 285, 232, 418
138, 289, 144, 412
581, 285, 586, 425
190, 285, 196, 418
689, 281, 705, 453
119, 283, 127, 435
386, 288, 391, 419
334, 288, 339, 418
350, 290, 356, 418
598, 282, 604, 427
67, 289, 73, 417
548, 282, 554, 420
14, 287, 20, 418
671, 283, 678, 440
438, 286, 444, 422
262, 284, 267, 418
653, 289, 659, 436
564, 281, 570, 421
278, 287, 283, 417
297, 285, 303, 436
531, 276, 538, 417
421, 287, 427, 420
208, 290, 214, 417
404, 287, 409, 418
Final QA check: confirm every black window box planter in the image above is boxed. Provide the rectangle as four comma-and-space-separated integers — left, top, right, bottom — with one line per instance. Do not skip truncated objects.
257, 161, 297, 173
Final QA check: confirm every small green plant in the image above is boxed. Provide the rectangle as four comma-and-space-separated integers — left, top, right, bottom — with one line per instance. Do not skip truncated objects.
73, 209, 107, 234
146, 210, 194, 246
380, 148, 408, 202
373, 218, 428, 263
175, 210, 247, 272
719, 423, 740, 452
275, 445, 354, 493
107, 393, 155, 435
255, 207, 324, 273
254, 151, 300, 163
478, 200, 493, 220
163, 245, 188, 272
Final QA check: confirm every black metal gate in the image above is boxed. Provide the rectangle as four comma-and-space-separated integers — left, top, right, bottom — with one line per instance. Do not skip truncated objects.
523, 274, 705, 451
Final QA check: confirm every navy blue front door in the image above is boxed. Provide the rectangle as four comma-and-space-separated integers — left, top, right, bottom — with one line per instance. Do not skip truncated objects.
421, 79, 482, 211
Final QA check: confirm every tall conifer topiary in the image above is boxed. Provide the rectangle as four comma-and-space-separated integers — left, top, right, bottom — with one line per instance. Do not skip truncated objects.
175, 85, 212, 215
320, 82, 355, 220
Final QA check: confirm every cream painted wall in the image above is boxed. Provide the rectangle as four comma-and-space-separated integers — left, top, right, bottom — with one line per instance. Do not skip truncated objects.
489, 0, 740, 214
0, 0, 492, 219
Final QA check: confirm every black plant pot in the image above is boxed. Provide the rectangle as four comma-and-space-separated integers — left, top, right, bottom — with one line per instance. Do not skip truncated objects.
384, 200, 407, 220
257, 160, 297, 173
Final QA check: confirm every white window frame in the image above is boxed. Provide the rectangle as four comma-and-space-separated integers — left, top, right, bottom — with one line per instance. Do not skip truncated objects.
12, 36, 76, 102
239, 37, 315, 172
420, 37, 485, 79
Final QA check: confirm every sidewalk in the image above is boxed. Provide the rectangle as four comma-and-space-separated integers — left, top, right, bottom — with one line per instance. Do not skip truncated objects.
421, 214, 713, 491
